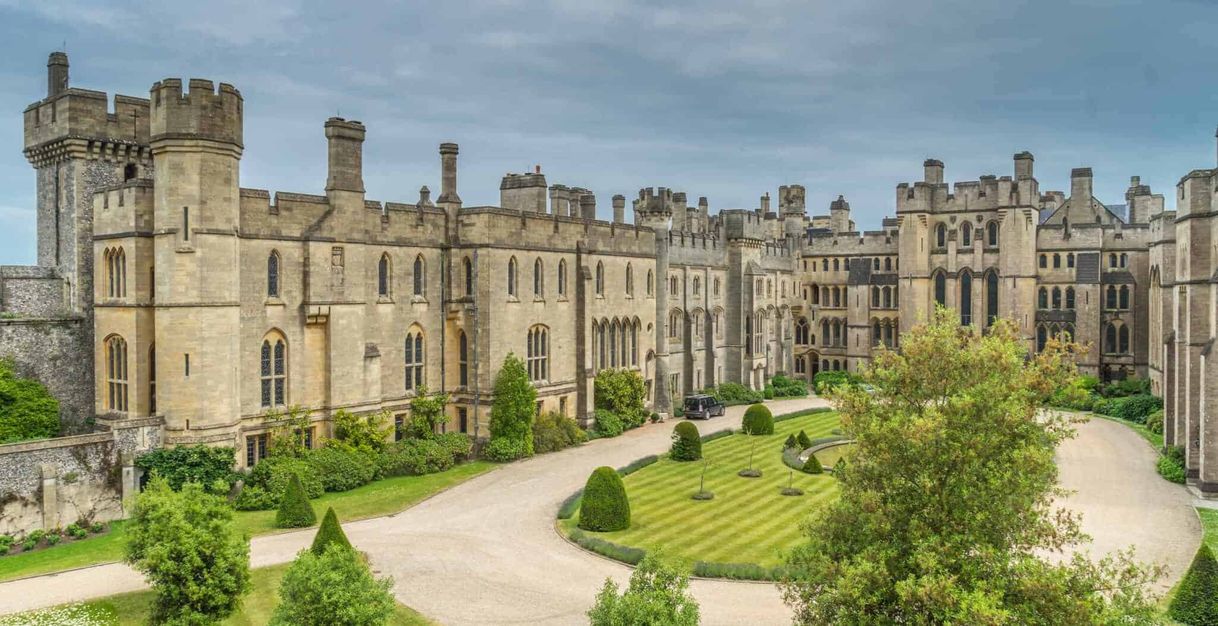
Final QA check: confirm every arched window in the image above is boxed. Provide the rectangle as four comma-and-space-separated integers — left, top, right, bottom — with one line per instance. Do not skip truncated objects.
960, 271, 972, 325
533, 258, 544, 296
527, 325, 549, 381
464, 256, 474, 296
595, 262, 605, 295
795, 317, 809, 345
1109, 253, 1118, 268
458, 331, 468, 387
1065, 287, 1075, 310
1039, 254, 1047, 269
987, 222, 999, 247
1053, 253, 1061, 269
714, 310, 724, 339
810, 284, 820, 305
934, 272, 946, 307
871, 286, 880, 308
378, 253, 391, 297
557, 259, 566, 296
646, 269, 654, 296
669, 309, 682, 339
405, 329, 424, 391
713, 278, 721, 297
507, 257, 518, 296
1106, 285, 1118, 309
631, 320, 639, 365
413, 255, 425, 296
833, 258, 840, 271
105, 335, 128, 412
1105, 324, 1117, 354
833, 287, 841, 308
873, 258, 880, 271
1120, 253, 1128, 268
260, 334, 287, 408
936, 223, 947, 248
883, 286, 892, 308
1038, 287, 1048, 309
267, 251, 280, 298
1051, 287, 1061, 309
609, 321, 618, 368
1119, 285, 1130, 309
105, 248, 127, 298
692, 276, 700, 296
961, 223, 972, 247
626, 264, 634, 296
1067, 253, 1075, 269
1119, 324, 1130, 354
1036, 325, 1047, 352
821, 259, 829, 271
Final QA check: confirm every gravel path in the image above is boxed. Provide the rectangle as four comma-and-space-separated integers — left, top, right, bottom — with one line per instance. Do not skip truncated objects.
0, 403, 1200, 624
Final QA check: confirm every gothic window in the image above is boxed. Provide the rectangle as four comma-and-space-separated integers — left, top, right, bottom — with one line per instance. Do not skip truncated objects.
833, 258, 840, 271
984, 271, 999, 325
1119, 285, 1130, 309
1066, 287, 1075, 310
646, 269, 653, 296
507, 257, 518, 296
533, 258, 544, 296
404, 330, 424, 391
464, 256, 474, 296
1109, 253, 1118, 268
872, 286, 880, 308
626, 264, 634, 296
378, 253, 391, 297
822, 259, 828, 271
715, 311, 724, 339
148, 344, 156, 415
753, 312, 764, 354
961, 223, 972, 247
811, 284, 820, 305
105, 335, 128, 412
987, 222, 999, 247
1052, 287, 1062, 309
596, 262, 605, 296
105, 247, 127, 298
677, 277, 684, 296
527, 325, 549, 381
1036, 325, 1048, 352
266, 251, 280, 297
873, 258, 880, 271
557, 259, 566, 296
795, 317, 809, 345
1119, 324, 1130, 354
458, 331, 468, 387
413, 255, 425, 297
934, 272, 946, 307
260, 334, 287, 408
1106, 285, 1118, 309
1053, 253, 1061, 269
935, 223, 947, 248
833, 287, 841, 308
669, 310, 682, 339
883, 286, 892, 308
714, 277, 721, 297
1067, 253, 1075, 268
1120, 253, 1128, 268
631, 320, 639, 365
609, 321, 618, 368
1105, 324, 1118, 353
960, 272, 973, 325
1039, 254, 1047, 269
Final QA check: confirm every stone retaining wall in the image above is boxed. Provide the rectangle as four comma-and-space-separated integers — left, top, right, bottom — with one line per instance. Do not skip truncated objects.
0, 316, 93, 433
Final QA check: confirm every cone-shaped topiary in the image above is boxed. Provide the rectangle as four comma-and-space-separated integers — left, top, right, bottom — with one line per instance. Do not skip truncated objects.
741, 403, 774, 435
671, 422, 703, 461
783, 434, 797, 450
802, 452, 823, 474
310, 507, 353, 556
578, 466, 630, 531
275, 473, 316, 529
796, 430, 812, 449
1169, 543, 1218, 625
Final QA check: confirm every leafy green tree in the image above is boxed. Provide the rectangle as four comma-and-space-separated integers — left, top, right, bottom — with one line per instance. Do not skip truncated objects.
125, 478, 251, 624
270, 545, 395, 626
405, 387, 449, 440
311, 507, 353, 556
276, 474, 317, 528
594, 369, 648, 428
333, 409, 391, 451
135, 445, 235, 492
588, 552, 700, 626
264, 406, 314, 458
485, 354, 536, 461
1168, 543, 1218, 625
0, 358, 59, 443
781, 310, 1161, 625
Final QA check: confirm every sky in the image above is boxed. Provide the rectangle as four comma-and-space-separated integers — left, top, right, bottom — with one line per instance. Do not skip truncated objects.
0, 0, 1216, 265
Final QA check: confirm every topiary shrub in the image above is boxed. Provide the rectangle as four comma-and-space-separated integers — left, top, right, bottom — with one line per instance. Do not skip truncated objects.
783, 434, 797, 450
579, 466, 630, 532
741, 404, 774, 435
593, 409, 624, 438
275, 474, 317, 529
308, 444, 377, 492
310, 507, 352, 556
797, 430, 813, 449
1168, 543, 1218, 625
670, 422, 702, 462
533, 411, 589, 453
802, 453, 824, 474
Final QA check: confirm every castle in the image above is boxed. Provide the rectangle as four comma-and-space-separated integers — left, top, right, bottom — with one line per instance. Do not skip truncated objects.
0, 53, 1209, 487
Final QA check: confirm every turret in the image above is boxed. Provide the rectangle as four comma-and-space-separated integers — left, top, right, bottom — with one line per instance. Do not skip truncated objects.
1014, 151, 1034, 180
47, 52, 68, 98
673, 192, 688, 231
829, 195, 851, 234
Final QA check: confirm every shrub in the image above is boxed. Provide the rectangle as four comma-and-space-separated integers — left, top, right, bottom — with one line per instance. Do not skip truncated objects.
0, 359, 60, 444
802, 453, 823, 474
1102, 377, 1151, 398
1169, 543, 1218, 625
1113, 395, 1162, 422
379, 438, 454, 476
593, 409, 624, 438
241, 455, 324, 510
332, 409, 391, 452
405, 388, 451, 441
741, 404, 774, 435
588, 552, 700, 626
1159, 446, 1187, 484
594, 369, 648, 429
617, 455, 658, 476
768, 375, 808, 398
579, 466, 631, 532
670, 422, 702, 461
276, 474, 317, 529
234, 484, 277, 511
309, 445, 377, 492
713, 382, 763, 405
135, 446, 236, 493
532, 411, 588, 453
813, 370, 858, 395
693, 561, 786, 581
66, 523, 87, 540
271, 544, 395, 626
0, 534, 13, 553
89, 522, 105, 534
487, 354, 536, 461
567, 528, 645, 564
45, 532, 60, 546
125, 479, 250, 624
310, 507, 353, 556
1047, 381, 1096, 411
21, 537, 37, 551
1146, 409, 1165, 435
435, 432, 473, 461
783, 434, 797, 450
797, 430, 813, 449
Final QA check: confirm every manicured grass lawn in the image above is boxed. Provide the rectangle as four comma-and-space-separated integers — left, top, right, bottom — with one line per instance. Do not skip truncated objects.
813, 442, 853, 469
1199, 507, 1218, 552
564, 410, 841, 567
0, 461, 496, 583
9, 563, 431, 625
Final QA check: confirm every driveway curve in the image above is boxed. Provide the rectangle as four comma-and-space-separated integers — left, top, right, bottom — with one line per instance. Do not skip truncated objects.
0, 402, 1201, 625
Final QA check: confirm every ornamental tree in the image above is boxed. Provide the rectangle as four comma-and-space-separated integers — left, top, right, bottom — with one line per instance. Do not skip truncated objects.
270, 544, 395, 626
485, 353, 536, 461
588, 552, 700, 626
781, 309, 1161, 625
125, 478, 251, 624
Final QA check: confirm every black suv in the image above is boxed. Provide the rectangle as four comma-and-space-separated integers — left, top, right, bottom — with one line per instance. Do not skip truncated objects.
683, 394, 725, 420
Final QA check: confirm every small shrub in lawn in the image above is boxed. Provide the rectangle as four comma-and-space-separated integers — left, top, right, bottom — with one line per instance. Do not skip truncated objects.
693, 561, 783, 581
89, 522, 105, 534
781, 487, 804, 496
617, 455, 658, 476
533, 411, 589, 454
1158, 446, 1187, 484
66, 523, 87, 540
0, 534, 13, 553
783, 434, 797, 450
593, 409, 624, 438
741, 403, 774, 435
737, 468, 762, 478
802, 453, 823, 474
796, 430, 812, 449
275, 473, 317, 529
556, 490, 583, 520
28, 529, 44, 543
670, 422, 702, 461
310, 507, 352, 556
45, 532, 61, 546
21, 537, 37, 551
691, 490, 714, 501
579, 466, 631, 532
1168, 543, 1218, 625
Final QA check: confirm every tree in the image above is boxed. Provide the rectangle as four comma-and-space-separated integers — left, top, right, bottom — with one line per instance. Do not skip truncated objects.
0, 358, 59, 443
485, 354, 536, 461
594, 369, 648, 429
333, 409, 391, 451
578, 466, 630, 532
311, 507, 353, 556
1168, 543, 1218, 625
125, 478, 251, 624
276, 473, 317, 528
781, 310, 1161, 625
270, 545, 395, 626
588, 552, 700, 626
405, 387, 449, 440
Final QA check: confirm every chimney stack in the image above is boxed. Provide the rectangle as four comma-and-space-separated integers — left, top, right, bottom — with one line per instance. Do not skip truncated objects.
437, 143, 461, 206
1070, 167, 1093, 202
612, 194, 625, 223
324, 117, 366, 194
47, 52, 68, 98
1013, 151, 1034, 180
923, 159, 944, 185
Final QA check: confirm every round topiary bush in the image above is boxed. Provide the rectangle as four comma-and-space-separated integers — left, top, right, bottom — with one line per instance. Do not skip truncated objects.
578, 466, 630, 532
670, 422, 702, 461
742, 403, 774, 435
275, 473, 317, 529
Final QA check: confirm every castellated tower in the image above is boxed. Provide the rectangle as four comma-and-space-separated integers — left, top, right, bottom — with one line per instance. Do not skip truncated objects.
148, 78, 244, 444
635, 188, 674, 416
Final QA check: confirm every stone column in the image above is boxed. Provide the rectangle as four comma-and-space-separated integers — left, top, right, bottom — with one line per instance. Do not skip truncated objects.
121, 451, 139, 516
653, 230, 671, 417
40, 464, 58, 530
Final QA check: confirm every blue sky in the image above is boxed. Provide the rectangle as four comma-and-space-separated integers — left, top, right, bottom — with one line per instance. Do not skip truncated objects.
1, 0, 1216, 264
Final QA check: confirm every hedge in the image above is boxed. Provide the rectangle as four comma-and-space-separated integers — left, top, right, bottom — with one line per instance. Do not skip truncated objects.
692, 561, 788, 581
711, 382, 764, 405
1092, 394, 1162, 423
378, 438, 454, 477
579, 466, 631, 531
135, 445, 236, 492
1158, 446, 1187, 484
532, 411, 588, 453
309, 445, 377, 492
773, 407, 832, 424
592, 409, 624, 438
0, 358, 60, 444
741, 404, 774, 435
700, 429, 734, 443
567, 529, 645, 565
617, 455, 659, 476
275, 474, 317, 528
670, 422, 702, 461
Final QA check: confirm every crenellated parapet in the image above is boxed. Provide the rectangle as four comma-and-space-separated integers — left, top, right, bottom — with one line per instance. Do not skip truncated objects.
149, 78, 243, 149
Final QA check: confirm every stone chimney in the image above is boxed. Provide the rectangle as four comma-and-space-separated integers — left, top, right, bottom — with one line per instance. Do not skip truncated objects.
1014, 151, 1034, 180
47, 52, 68, 98
673, 192, 688, 231
612, 194, 625, 223
924, 159, 944, 185
830, 195, 851, 234
500, 171, 547, 213
324, 117, 366, 193
760, 192, 772, 215
577, 190, 596, 220
548, 185, 568, 217
1070, 167, 1093, 202
437, 143, 461, 206
418, 186, 433, 208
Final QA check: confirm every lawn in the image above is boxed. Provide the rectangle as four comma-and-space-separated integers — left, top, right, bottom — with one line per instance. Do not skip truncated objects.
0, 461, 496, 582
1199, 507, 1218, 552
563, 410, 841, 567
4, 563, 431, 625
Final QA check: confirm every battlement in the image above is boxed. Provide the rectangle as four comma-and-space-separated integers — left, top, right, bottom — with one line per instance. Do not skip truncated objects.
805, 228, 897, 255
93, 179, 155, 236
149, 78, 242, 147
24, 88, 151, 154
635, 187, 674, 215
